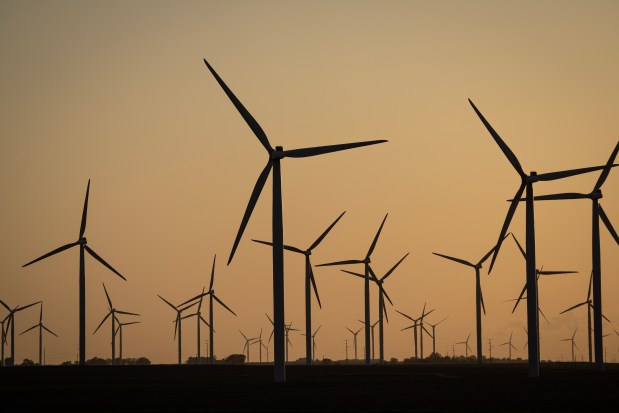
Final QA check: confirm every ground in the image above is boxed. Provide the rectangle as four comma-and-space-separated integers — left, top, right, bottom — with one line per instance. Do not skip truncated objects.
1, 363, 617, 412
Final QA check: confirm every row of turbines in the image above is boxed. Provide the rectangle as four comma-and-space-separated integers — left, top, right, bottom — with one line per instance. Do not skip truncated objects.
2, 60, 618, 383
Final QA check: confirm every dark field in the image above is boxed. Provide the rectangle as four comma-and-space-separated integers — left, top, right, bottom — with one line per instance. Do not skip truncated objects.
1, 363, 618, 412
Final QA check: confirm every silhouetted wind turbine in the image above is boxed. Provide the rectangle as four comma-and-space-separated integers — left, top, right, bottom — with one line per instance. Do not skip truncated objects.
22, 180, 127, 366
158, 295, 199, 365
253, 211, 345, 366
318, 214, 389, 365
397, 305, 434, 359
93, 283, 139, 365
562, 329, 578, 362
346, 327, 362, 360
342, 253, 408, 364
457, 333, 473, 358
469, 99, 615, 377
284, 323, 299, 363
114, 319, 139, 365
204, 59, 386, 382
426, 317, 448, 355
301, 325, 322, 362
178, 287, 211, 365
240, 330, 258, 363
500, 332, 518, 360
0, 299, 40, 366
433, 237, 505, 365
516, 141, 619, 369
1, 314, 9, 366
560, 272, 612, 363
19, 303, 58, 366
179, 256, 237, 365
358, 319, 379, 360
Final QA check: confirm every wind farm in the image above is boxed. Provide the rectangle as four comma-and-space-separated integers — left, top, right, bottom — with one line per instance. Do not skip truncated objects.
2, 2, 619, 412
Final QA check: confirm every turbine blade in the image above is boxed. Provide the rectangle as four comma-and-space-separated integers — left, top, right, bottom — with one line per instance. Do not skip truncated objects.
79, 179, 90, 238
432, 252, 474, 268
179, 301, 199, 313
366, 214, 388, 259
198, 287, 205, 313
477, 233, 510, 266
174, 315, 179, 341
511, 233, 527, 260
316, 259, 364, 267
341, 269, 365, 279
265, 313, 274, 326
283, 140, 387, 159
178, 292, 211, 307
16, 301, 41, 312
308, 211, 346, 251
534, 193, 590, 201
602, 313, 612, 323
401, 325, 414, 331
210, 255, 216, 291
599, 204, 619, 246
480, 288, 486, 316
468, 99, 526, 178
382, 298, 389, 322
102, 283, 113, 310
489, 183, 526, 274
381, 253, 410, 281
214, 295, 237, 316
93, 312, 112, 335
115, 310, 140, 316
22, 242, 79, 268
539, 308, 550, 324
42, 325, 59, 337
39, 303, 43, 323
538, 270, 578, 275
308, 261, 322, 309
252, 239, 304, 254
85, 246, 126, 281
0, 299, 10, 312
594, 141, 619, 190
538, 164, 618, 182
19, 324, 38, 336
158, 295, 178, 311
228, 161, 273, 265
512, 284, 527, 313
587, 271, 593, 301
203, 59, 273, 153
395, 310, 415, 322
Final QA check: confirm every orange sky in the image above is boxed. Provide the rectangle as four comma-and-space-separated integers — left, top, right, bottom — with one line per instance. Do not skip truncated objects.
1, 0, 619, 365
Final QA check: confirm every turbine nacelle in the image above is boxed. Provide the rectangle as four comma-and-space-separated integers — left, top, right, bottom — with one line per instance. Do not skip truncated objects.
525, 171, 539, 184
591, 189, 603, 200
270, 146, 285, 160
79, 237, 88, 245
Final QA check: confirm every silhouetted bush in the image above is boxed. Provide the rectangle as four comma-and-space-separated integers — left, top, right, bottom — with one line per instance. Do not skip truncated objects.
185, 356, 209, 365
224, 354, 246, 364
20, 359, 36, 366
86, 357, 109, 365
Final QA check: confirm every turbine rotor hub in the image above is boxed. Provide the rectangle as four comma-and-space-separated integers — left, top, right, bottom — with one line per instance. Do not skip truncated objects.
270, 146, 285, 160
79, 237, 87, 245
591, 189, 603, 199
526, 172, 539, 184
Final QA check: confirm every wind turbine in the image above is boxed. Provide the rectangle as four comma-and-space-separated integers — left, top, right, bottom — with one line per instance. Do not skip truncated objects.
341, 253, 409, 364
468, 99, 614, 377
433, 237, 506, 365
204, 59, 386, 382
1, 314, 9, 366
284, 323, 299, 363
358, 319, 379, 360
179, 256, 237, 365
317, 214, 389, 366
239, 330, 258, 363
301, 325, 322, 362
19, 303, 58, 366
158, 295, 199, 365
518, 141, 619, 369
346, 327, 362, 360
426, 317, 448, 355
178, 287, 211, 365
560, 272, 612, 363
0, 299, 40, 366
457, 333, 473, 358
93, 283, 139, 365
113, 319, 139, 365
253, 211, 345, 366
22, 180, 127, 366
397, 305, 434, 359
562, 329, 578, 362
500, 332, 518, 360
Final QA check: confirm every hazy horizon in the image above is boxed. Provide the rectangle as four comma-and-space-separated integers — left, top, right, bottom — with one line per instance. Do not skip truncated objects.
2, 0, 619, 365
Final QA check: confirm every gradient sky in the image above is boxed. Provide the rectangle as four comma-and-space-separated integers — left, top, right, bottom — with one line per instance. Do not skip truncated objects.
1, 0, 619, 365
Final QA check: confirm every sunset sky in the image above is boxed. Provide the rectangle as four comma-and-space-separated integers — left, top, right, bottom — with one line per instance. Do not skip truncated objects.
2, 0, 619, 365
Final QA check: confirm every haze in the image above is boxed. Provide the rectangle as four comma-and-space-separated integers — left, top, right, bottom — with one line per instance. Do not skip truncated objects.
1, 0, 619, 365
